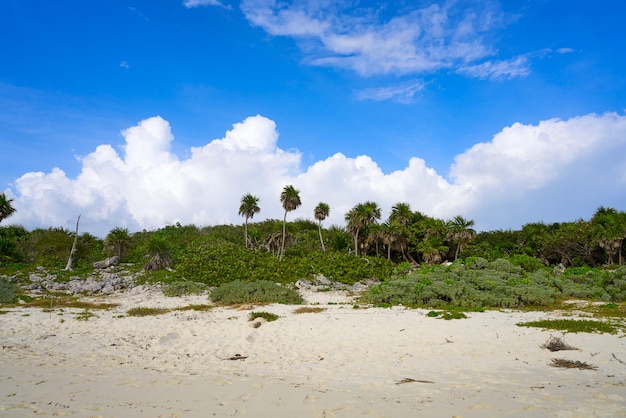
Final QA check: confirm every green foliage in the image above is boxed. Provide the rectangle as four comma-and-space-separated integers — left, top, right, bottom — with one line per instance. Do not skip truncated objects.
489, 258, 522, 273
360, 260, 626, 309
427, 310, 468, 320
508, 254, 544, 272
517, 319, 618, 334
163, 280, 207, 297
249, 311, 279, 322
177, 241, 392, 286
210, 280, 303, 305
0, 278, 19, 304
465, 256, 489, 270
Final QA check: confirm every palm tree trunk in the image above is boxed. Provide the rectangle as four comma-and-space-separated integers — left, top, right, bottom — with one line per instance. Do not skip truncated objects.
318, 222, 325, 252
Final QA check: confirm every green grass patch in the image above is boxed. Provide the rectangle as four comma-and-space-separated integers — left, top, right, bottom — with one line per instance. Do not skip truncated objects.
426, 310, 468, 320
23, 295, 118, 310
74, 310, 96, 321
175, 304, 212, 312
126, 307, 171, 317
249, 311, 279, 322
517, 318, 618, 334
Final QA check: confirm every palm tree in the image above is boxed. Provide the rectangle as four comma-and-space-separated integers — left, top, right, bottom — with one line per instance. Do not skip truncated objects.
345, 201, 381, 256
389, 202, 412, 227
105, 227, 132, 261
314, 202, 330, 252
446, 215, 476, 260
238, 193, 260, 248
0, 193, 16, 224
388, 202, 413, 260
591, 207, 626, 265
279, 185, 301, 260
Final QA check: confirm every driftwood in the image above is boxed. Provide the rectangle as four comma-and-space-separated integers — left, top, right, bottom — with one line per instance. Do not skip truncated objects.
550, 358, 597, 370
63, 215, 81, 272
541, 336, 578, 352
226, 354, 248, 361
396, 378, 435, 385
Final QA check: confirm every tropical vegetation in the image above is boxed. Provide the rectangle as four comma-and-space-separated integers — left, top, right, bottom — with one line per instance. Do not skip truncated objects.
1, 185, 625, 312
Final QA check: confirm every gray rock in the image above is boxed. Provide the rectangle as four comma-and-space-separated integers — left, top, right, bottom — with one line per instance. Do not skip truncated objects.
93, 256, 119, 270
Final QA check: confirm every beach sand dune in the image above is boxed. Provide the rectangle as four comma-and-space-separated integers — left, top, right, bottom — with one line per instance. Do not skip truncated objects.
1, 288, 625, 417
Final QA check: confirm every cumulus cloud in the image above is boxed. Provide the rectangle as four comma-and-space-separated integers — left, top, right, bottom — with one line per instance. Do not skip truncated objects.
6, 113, 626, 236
239, 0, 528, 79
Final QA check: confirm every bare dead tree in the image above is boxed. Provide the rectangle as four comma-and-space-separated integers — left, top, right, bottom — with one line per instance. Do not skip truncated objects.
63, 215, 81, 272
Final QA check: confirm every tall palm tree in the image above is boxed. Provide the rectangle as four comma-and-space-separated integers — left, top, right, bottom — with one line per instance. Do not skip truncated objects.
446, 215, 476, 260
345, 201, 381, 256
314, 202, 330, 252
238, 193, 260, 248
388, 202, 413, 260
279, 185, 301, 260
0, 193, 16, 224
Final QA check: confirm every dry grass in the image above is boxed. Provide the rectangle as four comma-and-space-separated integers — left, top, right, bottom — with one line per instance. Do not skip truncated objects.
126, 307, 170, 317
293, 306, 327, 314
541, 336, 579, 352
550, 358, 597, 370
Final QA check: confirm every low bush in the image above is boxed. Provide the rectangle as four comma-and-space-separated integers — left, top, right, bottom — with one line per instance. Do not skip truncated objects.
360, 260, 626, 309
0, 279, 19, 304
249, 311, 279, 322
210, 280, 303, 305
163, 280, 207, 297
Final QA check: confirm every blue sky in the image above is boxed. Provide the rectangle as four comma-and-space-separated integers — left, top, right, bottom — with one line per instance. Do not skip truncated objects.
1, 0, 625, 237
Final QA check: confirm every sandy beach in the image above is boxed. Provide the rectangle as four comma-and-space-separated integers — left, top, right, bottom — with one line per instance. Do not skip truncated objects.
1, 287, 625, 417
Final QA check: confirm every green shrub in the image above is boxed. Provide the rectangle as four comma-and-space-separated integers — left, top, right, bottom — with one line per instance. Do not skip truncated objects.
0, 279, 19, 304
489, 258, 521, 273
508, 254, 544, 272
163, 281, 207, 297
465, 256, 489, 270
210, 280, 303, 305
249, 311, 279, 322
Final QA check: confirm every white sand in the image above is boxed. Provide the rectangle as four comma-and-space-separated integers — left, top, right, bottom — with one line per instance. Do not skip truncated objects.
1, 287, 625, 417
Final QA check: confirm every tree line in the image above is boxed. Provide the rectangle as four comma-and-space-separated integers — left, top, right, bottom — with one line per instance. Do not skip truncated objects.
1, 190, 625, 270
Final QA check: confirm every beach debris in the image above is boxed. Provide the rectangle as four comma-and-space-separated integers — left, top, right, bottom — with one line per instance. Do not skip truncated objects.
396, 378, 435, 385
550, 358, 597, 370
541, 336, 578, 352
227, 354, 248, 361
612, 353, 625, 365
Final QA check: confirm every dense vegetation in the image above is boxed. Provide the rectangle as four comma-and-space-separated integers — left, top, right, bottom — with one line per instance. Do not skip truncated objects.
1, 195, 625, 310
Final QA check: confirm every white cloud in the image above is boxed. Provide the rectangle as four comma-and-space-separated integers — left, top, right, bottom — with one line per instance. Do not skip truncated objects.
356, 80, 426, 103
239, 0, 525, 79
183, 0, 227, 9
6, 113, 626, 236
456, 55, 530, 80
120, 61, 130, 69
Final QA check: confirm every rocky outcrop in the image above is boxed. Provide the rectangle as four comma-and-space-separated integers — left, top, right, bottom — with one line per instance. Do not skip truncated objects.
93, 256, 119, 270
23, 269, 136, 295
